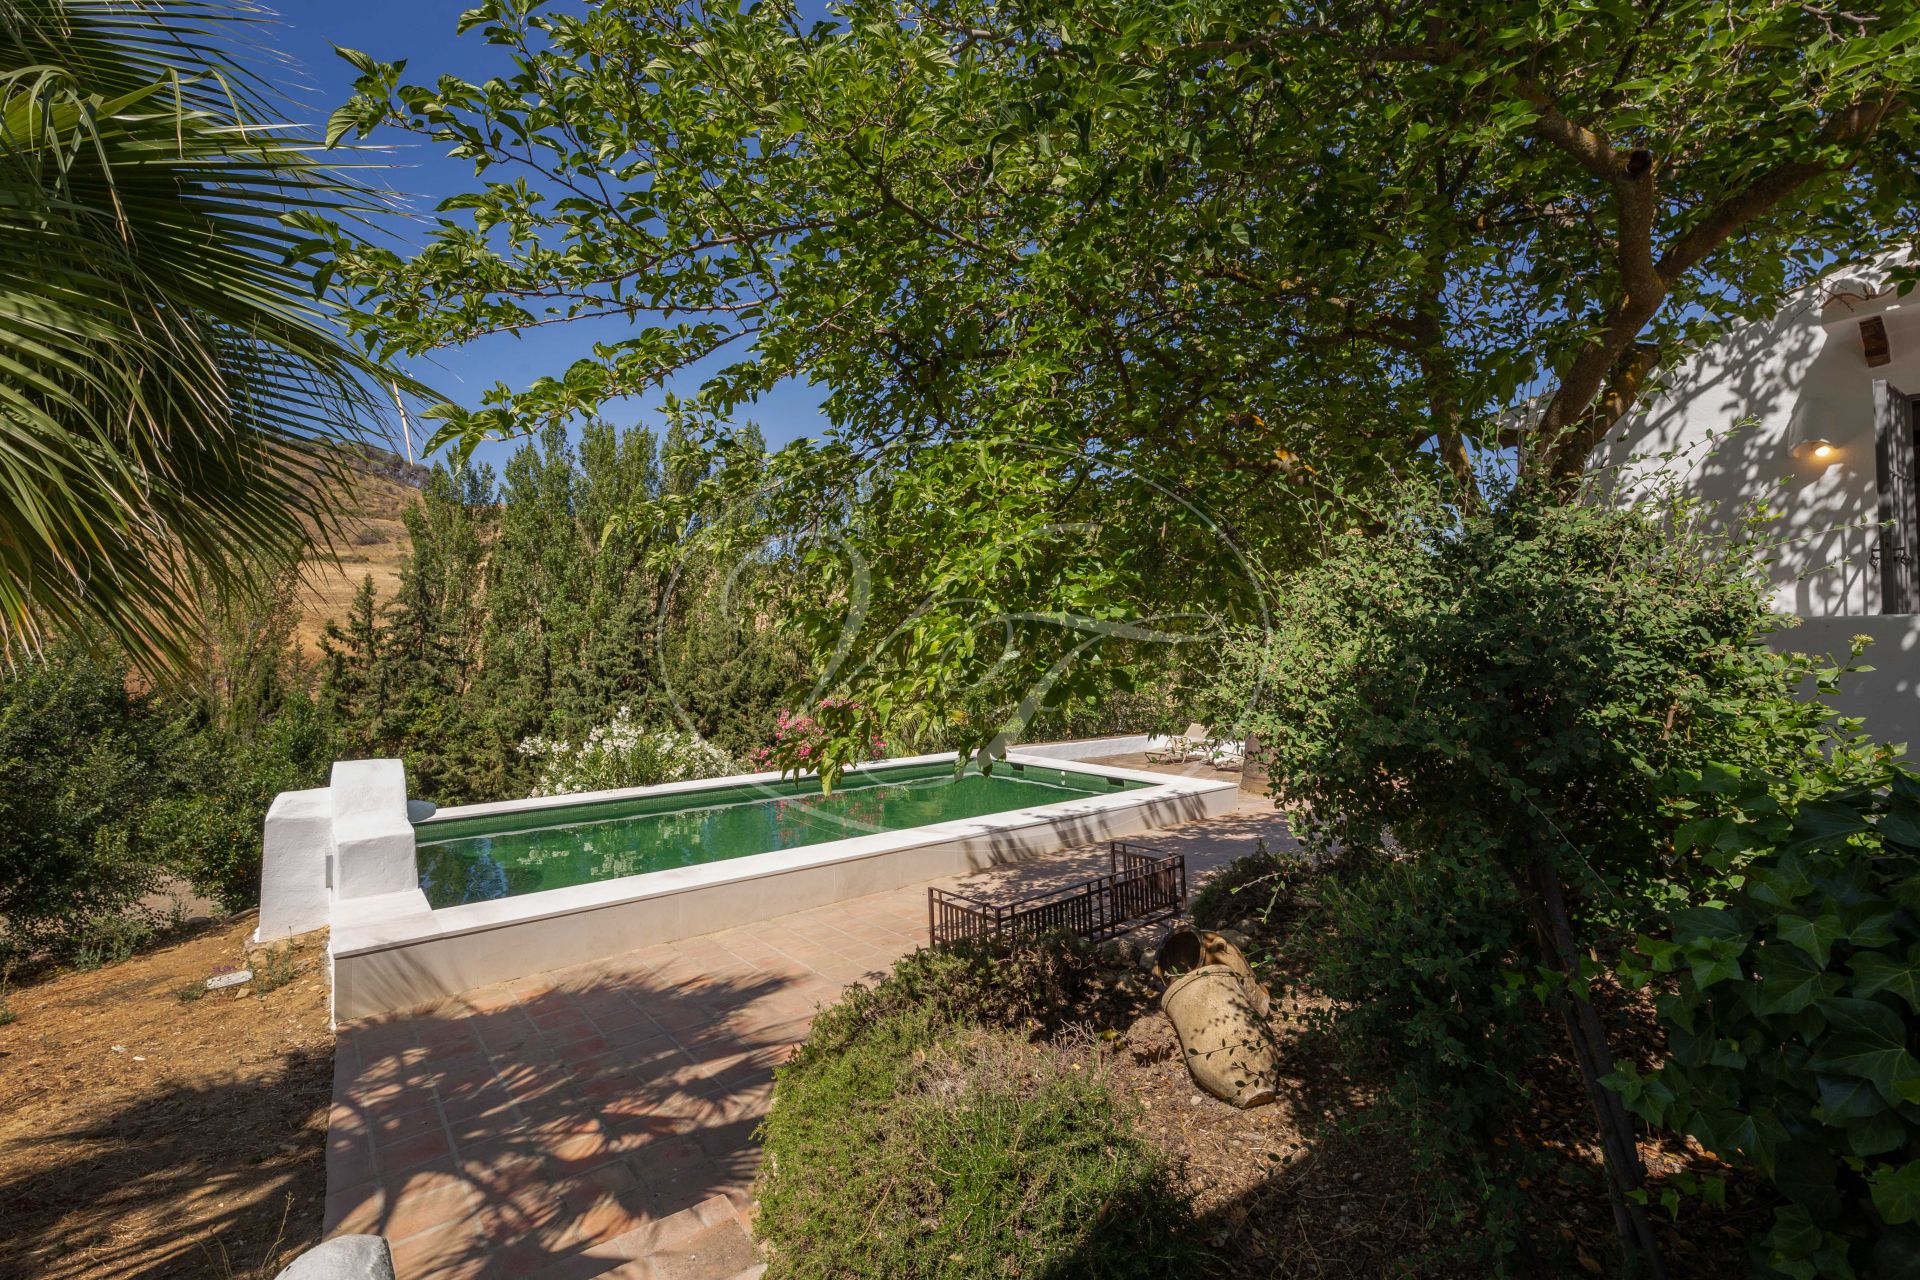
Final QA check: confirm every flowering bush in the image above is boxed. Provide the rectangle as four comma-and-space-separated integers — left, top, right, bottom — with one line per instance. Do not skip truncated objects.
520, 708, 743, 797
750, 698, 887, 794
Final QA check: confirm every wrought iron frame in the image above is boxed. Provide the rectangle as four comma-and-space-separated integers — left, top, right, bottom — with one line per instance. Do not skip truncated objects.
927, 841, 1186, 947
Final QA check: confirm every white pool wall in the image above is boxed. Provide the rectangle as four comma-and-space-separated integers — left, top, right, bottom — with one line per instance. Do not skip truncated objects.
312, 752, 1234, 1020
257, 759, 429, 944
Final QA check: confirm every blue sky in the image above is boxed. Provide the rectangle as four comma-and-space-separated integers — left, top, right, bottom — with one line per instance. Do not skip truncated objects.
265, 1, 833, 473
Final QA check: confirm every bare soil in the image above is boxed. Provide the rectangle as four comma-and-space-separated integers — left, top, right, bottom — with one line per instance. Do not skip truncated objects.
0, 915, 332, 1280
1077, 932, 1769, 1278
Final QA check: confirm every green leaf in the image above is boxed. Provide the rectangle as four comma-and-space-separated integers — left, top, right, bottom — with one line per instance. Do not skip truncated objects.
1871, 1160, 1920, 1226
326, 104, 362, 149
1674, 906, 1745, 942
1876, 806, 1920, 851
1852, 949, 1920, 1012
1815, 1074, 1882, 1123
1888, 769, 1920, 810
333, 44, 380, 75
1755, 946, 1836, 1015
1776, 913, 1844, 967
1773, 1143, 1842, 1218
1785, 800, 1871, 851
1690, 950, 1744, 990
1811, 998, 1920, 1105
1846, 1111, 1907, 1157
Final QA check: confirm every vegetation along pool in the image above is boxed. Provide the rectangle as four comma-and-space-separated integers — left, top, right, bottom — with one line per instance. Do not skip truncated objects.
414, 761, 1144, 908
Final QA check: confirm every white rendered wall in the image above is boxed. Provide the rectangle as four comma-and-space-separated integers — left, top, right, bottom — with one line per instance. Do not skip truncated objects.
1770, 613, 1920, 755
257, 759, 420, 945
1594, 258, 1920, 618
328, 759, 417, 899
255, 788, 333, 942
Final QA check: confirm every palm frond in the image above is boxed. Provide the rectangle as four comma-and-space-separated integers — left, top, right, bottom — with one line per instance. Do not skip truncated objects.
0, 0, 413, 675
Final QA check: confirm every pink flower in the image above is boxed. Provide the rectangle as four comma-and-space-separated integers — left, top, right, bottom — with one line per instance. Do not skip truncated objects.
798, 745, 812, 759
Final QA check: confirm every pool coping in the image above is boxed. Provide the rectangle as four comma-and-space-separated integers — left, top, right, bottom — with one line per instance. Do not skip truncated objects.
326, 752, 1235, 1020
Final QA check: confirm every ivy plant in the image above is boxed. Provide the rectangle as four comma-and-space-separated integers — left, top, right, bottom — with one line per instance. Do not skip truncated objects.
1614, 755, 1920, 1279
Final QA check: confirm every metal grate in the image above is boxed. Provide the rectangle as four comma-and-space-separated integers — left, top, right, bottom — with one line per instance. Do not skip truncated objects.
927, 841, 1186, 947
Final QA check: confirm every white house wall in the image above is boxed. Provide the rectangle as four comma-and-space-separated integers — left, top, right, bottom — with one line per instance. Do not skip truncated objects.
1771, 613, 1920, 755
1595, 258, 1920, 753
1594, 263, 1920, 618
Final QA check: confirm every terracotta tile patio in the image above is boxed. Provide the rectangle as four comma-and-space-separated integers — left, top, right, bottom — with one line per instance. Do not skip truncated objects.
324, 761, 1289, 1280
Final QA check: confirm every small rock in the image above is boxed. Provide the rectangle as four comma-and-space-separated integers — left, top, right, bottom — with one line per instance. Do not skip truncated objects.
1189, 1094, 1206, 1106
1215, 928, 1252, 951
275, 1235, 395, 1280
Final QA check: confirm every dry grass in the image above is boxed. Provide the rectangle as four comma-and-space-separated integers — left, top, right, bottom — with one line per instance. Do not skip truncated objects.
0, 914, 333, 1280
294, 461, 418, 653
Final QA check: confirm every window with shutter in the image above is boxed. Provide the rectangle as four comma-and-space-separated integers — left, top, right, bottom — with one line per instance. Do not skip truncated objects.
1873, 379, 1919, 614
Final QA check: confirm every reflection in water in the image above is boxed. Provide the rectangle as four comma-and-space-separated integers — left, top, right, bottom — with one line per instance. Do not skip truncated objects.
416, 766, 1132, 908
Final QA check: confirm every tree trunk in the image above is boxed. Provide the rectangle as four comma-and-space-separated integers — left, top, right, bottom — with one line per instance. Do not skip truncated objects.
1527, 859, 1668, 1279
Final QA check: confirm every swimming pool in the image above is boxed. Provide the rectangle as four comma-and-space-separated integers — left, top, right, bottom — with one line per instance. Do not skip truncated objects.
259, 750, 1237, 1020
415, 761, 1144, 908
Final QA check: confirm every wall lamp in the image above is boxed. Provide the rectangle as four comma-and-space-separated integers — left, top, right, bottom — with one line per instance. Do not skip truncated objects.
1786, 396, 1844, 467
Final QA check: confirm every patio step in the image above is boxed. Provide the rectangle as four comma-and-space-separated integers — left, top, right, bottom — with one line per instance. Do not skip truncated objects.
574, 1195, 761, 1280
635, 1217, 757, 1280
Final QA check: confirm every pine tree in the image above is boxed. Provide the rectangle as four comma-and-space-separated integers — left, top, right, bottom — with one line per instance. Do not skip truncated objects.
318, 575, 383, 759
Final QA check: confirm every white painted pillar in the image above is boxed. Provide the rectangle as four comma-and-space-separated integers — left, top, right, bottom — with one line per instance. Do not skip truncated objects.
330, 759, 418, 900
256, 787, 334, 942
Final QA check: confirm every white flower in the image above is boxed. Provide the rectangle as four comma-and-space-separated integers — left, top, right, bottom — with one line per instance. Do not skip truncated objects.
520, 711, 743, 798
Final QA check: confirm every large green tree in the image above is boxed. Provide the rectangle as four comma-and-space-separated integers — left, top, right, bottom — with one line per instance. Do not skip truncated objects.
318, 423, 805, 801
325, 0, 1919, 737
0, 0, 407, 672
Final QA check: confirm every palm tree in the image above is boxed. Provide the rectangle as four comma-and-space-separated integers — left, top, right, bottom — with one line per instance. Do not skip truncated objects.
0, 0, 400, 673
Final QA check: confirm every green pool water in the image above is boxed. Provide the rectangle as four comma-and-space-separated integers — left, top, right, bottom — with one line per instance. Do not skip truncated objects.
414, 761, 1144, 909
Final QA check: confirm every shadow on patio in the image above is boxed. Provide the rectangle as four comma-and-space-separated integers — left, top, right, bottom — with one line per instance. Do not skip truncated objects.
326, 936, 836, 1280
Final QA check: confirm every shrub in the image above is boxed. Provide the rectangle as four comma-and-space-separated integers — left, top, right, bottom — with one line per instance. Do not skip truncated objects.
0, 635, 336, 949
1188, 840, 1314, 932
0, 641, 165, 956
1222, 481, 1861, 1265
251, 945, 298, 994
1613, 755, 1920, 1279
67, 912, 162, 970
519, 707, 742, 796
749, 697, 886, 794
758, 940, 1192, 1279
800, 932, 1130, 1051
144, 697, 337, 910
1309, 851, 1545, 1156
1190, 844, 1546, 1265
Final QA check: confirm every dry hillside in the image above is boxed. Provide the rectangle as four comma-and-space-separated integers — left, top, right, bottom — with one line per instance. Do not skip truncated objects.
294, 447, 421, 652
